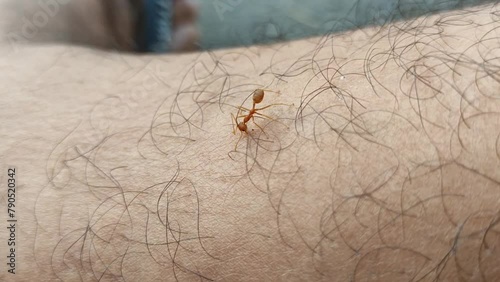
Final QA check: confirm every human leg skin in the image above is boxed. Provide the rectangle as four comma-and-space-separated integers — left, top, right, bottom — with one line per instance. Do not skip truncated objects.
1, 3, 500, 281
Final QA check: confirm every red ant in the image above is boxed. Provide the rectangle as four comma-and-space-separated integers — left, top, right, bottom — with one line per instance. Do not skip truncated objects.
231, 89, 287, 151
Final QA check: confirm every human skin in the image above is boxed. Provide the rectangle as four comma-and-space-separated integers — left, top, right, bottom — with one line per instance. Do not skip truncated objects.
1, 3, 500, 282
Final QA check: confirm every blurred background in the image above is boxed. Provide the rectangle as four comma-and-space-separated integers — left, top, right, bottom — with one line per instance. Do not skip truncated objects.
198, 0, 493, 49
1, 0, 494, 52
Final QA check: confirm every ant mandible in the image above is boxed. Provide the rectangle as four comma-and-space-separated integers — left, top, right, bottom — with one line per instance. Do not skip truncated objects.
231, 89, 284, 151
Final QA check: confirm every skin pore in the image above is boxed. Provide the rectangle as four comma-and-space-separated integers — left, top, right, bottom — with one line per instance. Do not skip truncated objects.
1, 2, 500, 281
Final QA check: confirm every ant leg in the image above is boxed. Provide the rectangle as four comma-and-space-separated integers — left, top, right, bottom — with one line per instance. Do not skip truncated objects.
253, 112, 290, 129
251, 117, 270, 139
231, 113, 238, 135
254, 103, 292, 111
253, 112, 274, 120
235, 105, 255, 121
258, 88, 281, 94
234, 131, 245, 151
237, 106, 252, 112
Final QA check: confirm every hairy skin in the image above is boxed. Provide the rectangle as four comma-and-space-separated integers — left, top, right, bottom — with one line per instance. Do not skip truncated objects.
1, 3, 500, 282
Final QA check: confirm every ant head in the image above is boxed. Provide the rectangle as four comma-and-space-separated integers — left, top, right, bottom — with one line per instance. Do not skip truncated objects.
237, 122, 247, 132
253, 89, 265, 104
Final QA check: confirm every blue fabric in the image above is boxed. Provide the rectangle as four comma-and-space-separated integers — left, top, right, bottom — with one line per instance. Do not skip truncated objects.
197, 0, 490, 50
135, 0, 489, 52
138, 0, 173, 52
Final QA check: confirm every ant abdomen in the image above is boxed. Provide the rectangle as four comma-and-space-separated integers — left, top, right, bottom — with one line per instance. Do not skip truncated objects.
253, 89, 265, 104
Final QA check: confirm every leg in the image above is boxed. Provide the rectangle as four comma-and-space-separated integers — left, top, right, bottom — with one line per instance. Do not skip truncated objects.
231, 113, 238, 135
252, 112, 290, 130
254, 103, 292, 111
251, 117, 270, 139
234, 131, 245, 151
253, 112, 275, 120
258, 89, 281, 95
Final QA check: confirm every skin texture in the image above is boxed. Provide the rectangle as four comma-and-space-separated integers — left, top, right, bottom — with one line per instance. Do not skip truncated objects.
1, 2, 500, 282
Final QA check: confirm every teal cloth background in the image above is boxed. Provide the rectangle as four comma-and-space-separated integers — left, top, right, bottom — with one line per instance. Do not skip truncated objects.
198, 0, 492, 49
